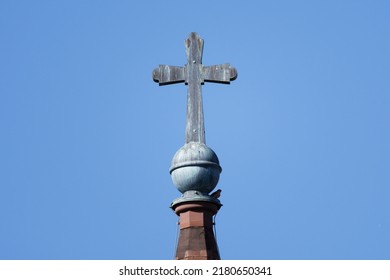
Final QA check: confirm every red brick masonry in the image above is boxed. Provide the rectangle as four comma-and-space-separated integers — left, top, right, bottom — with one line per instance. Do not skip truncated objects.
173, 201, 220, 260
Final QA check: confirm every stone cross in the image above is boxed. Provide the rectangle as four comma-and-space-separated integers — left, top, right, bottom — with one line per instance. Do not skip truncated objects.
153, 32, 237, 144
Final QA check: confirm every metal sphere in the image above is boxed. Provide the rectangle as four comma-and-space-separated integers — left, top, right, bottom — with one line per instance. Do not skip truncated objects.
170, 142, 222, 194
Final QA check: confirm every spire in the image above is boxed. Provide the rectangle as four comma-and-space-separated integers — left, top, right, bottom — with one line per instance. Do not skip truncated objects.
153, 32, 237, 259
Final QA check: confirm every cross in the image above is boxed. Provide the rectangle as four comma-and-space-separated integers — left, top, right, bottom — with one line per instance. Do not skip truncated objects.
153, 32, 237, 144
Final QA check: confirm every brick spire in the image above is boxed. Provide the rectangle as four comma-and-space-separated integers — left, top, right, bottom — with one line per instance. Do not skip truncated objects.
173, 201, 220, 260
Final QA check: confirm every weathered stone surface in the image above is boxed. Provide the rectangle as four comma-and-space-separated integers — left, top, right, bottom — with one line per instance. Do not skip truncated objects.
173, 201, 220, 260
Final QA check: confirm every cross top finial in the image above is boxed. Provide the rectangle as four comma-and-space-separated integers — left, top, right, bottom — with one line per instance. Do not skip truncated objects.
185, 32, 203, 66
153, 32, 237, 144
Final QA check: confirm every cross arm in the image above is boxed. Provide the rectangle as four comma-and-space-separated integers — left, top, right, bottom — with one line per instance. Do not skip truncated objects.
152, 65, 185, 86
203, 64, 237, 84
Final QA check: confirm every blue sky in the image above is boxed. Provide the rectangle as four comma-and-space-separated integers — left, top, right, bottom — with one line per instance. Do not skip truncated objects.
1, 0, 389, 259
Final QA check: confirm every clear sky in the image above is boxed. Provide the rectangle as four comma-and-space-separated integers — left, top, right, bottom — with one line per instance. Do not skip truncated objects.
1, 0, 389, 260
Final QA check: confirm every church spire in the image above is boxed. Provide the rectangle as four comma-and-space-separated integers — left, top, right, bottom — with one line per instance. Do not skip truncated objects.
153, 32, 237, 259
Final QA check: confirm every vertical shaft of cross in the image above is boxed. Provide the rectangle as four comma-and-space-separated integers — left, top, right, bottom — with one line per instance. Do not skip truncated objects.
185, 33, 205, 144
